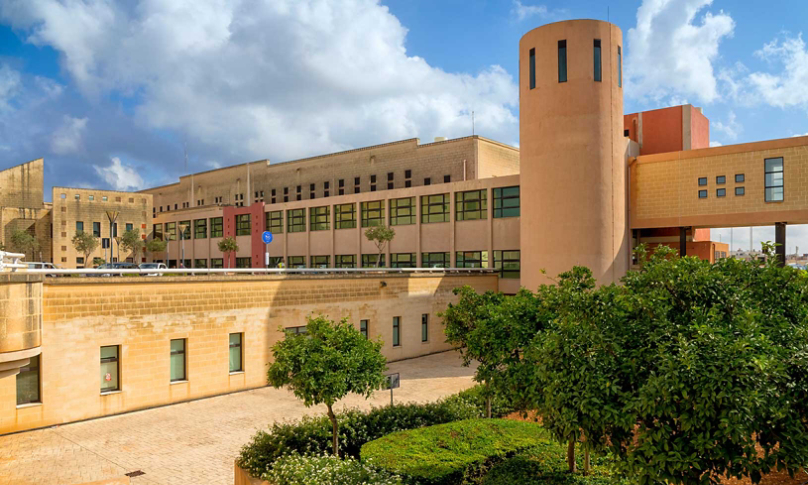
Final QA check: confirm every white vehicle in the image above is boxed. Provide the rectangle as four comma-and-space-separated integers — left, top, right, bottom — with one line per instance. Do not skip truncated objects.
27, 262, 61, 277
138, 262, 167, 276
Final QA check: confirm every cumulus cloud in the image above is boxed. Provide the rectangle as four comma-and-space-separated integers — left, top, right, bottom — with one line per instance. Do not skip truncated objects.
0, 0, 519, 167
626, 0, 734, 104
709, 141, 723, 147
51, 115, 88, 154
0, 64, 22, 110
711, 111, 741, 140
93, 157, 144, 191
511, 1, 565, 22
747, 34, 808, 110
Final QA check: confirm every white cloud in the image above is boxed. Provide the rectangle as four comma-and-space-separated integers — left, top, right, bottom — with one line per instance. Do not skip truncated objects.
709, 141, 723, 147
51, 115, 88, 155
93, 157, 144, 191
793, 132, 808, 137
0, 63, 22, 110
626, 0, 734, 104
0, 0, 519, 163
711, 111, 741, 140
747, 34, 808, 110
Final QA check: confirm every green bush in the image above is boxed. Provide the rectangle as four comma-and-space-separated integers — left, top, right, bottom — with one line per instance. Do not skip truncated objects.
262, 453, 403, 485
361, 419, 546, 485
237, 386, 514, 478
482, 443, 622, 485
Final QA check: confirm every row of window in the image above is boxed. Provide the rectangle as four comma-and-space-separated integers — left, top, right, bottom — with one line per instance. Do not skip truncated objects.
528, 39, 622, 88
155, 187, 519, 240
75, 221, 135, 237
696, 158, 784, 202
286, 315, 430, 347
16, 334, 245, 406
60, 193, 146, 204
699, 187, 746, 199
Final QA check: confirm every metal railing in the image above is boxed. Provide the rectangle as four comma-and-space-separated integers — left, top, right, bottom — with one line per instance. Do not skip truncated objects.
0, 251, 26, 272
23, 267, 499, 277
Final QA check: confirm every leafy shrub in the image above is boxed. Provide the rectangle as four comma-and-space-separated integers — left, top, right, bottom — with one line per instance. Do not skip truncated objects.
238, 385, 514, 478
360, 419, 546, 485
262, 453, 402, 485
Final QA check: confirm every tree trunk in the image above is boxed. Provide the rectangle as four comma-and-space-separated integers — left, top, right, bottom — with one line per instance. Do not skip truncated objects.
326, 403, 339, 456
485, 381, 492, 418
583, 449, 590, 475
567, 439, 577, 473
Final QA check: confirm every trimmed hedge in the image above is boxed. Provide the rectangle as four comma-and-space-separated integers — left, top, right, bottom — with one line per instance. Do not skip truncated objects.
237, 386, 514, 478
360, 419, 546, 485
261, 453, 403, 485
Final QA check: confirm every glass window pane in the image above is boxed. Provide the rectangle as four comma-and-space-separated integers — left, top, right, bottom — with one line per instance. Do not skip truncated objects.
229, 334, 242, 372
170, 339, 186, 382
765, 158, 783, 173
16, 355, 40, 405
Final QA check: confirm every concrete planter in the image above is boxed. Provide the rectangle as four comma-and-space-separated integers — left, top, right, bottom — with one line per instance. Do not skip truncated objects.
234, 462, 270, 485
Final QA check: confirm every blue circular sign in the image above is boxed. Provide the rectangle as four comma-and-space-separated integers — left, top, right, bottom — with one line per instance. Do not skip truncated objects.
262, 231, 273, 244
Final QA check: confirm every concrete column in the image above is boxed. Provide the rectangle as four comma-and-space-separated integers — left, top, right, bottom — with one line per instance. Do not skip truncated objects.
775, 222, 786, 267
679, 227, 687, 257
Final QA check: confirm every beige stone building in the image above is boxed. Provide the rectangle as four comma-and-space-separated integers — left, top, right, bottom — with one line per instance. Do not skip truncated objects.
0, 159, 52, 263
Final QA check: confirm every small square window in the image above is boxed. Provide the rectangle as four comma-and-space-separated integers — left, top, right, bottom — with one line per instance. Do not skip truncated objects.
735, 174, 745, 183
716, 176, 726, 185
735, 187, 745, 196
698, 190, 708, 199
444, 175, 451, 183
717, 188, 726, 197
405, 170, 412, 179
698, 177, 707, 186
354, 177, 360, 185
387, 172, 394, 181
405, 180, 412, 188
424, 178, 431, 186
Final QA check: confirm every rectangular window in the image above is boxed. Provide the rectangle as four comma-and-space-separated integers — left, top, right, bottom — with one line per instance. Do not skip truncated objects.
390, 197, 416, 226
113, 223, 118, 238
100, 345, 120, 393
392, 317, 401, 347
288, 256, 306, 268
285, 326, 308, 336
456, 190, 487, 221
361, 200, 385, 227
360, 319, 368, 339
211, 258, 224, 268
76, 221, 84, 233
194, 259, 207, 268
76, 257, 85, 266
735, 173, 745, 183
421, 314, 429, 342
617, 46, 622, 88
422, 252, 450, 268
310, 255, 330, 268
154, 223, 163, 240
170, 339, 186, 382
735, 187, 745, 196
268, 256, 284, 268
456, 251, 489, 268
335, 254, 356, 268
391, 253, 416, 268
716, 175, 726, 185
235, 257, 251, 268
593, 39, 602, 82
494, 250, 521, 279
362, 254, 386, 268
699, 190, 708, 199
229, 333, 243, 373
309, 206, 330, 231
267, 210, 283, 234
93, 221, 101, 237
194, 219, 207, 239
493, 186, 520, 218
698, 177, 708, 186
529, 47, 536, 89
558, 40, 567, 83
335, 203, 357, 229
126, 223, 133, 232
16, 354, 40, 405
765, 157, 784, 202
165, 222, 177, 241
444, 175, 451, 183
236, 214, 251, 236
717, 188, 726, 198
424, 177, 431, 186
421, 194, 450, 223
287, 209, 306, 233
179, 220, 191, 240
210, 217, 223, 238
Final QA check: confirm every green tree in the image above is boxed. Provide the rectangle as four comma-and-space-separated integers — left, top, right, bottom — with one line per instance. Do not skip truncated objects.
145, 238, 167, 255
71, 231, 99, 268
92, 257, 106, 267
120, 229, 144, 263
267, 315, 387, 456
10, 229, 38, 259
364, 225, 395, 267
218, 237, 239, 268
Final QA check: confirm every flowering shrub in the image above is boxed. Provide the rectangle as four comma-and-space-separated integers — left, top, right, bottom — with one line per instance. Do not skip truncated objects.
262, 454, 402, 485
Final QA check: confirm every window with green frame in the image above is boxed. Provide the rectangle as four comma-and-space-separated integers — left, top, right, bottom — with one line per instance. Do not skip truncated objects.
390, 253, 416, 268
236, 214, 251, 236
194, 219, 207, 239
421, 194, 449, 223
288, 255, 306, 268
335, 254, 356, 268
165, 222, 177, 241
154, 223, 163, 240
456, 251, 489, 268
194, 259, 208, 268
211, 258, 224, 268
390, 197, 416, 226
335, 203, 356, 229
266, 210, 283, 234
287, 209, 306, 233
361, 200, 385, 227
493, 186, 520, 218
310, 206, 330, 231
362, 254, 386, 267
455, 190, 487, 221
310, 255, 330, 268
179, 220, 191, 239
235, 257, 251, 268
494, 250, 520, 279
210, 217, 223, 237
422, 252, 450, 268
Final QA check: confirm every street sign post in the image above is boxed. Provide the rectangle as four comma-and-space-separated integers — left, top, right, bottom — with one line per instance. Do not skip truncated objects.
385, 372, 400, 407
262, 231, 273, 267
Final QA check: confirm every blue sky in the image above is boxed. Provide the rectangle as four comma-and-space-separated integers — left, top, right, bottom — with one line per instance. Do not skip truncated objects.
0, 0, 807, 252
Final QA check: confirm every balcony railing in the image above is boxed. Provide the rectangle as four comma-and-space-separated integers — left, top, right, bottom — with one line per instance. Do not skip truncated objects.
23, 267, 498, 277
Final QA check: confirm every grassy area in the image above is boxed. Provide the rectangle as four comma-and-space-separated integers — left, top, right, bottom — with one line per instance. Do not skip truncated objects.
483, 442, 622, 485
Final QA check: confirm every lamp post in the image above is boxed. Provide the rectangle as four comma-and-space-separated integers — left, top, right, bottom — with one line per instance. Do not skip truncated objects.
106, 210, 119, 263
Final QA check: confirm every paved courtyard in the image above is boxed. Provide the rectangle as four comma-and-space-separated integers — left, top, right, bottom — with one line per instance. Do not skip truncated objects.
0, 351, 475, 485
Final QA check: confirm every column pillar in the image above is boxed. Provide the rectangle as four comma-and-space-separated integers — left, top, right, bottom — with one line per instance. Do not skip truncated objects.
775, 222, 786, 267
679, 227, 688, 257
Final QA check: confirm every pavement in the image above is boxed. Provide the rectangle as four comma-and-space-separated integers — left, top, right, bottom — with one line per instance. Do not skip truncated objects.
0, 351, 476, 485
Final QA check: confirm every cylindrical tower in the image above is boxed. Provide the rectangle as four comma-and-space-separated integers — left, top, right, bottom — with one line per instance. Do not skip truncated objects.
519, 19, 628, 289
